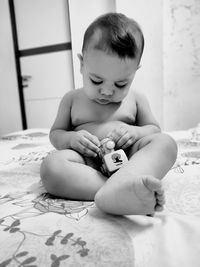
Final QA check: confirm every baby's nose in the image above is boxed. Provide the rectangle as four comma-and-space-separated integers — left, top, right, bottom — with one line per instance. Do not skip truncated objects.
99, 87, 114, 96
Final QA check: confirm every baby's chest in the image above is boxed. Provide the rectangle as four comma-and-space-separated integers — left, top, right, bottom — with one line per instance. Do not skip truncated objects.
71, 98, 136, 127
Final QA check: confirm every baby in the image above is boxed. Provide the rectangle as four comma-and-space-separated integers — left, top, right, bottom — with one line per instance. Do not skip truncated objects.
40, 13, 177, 215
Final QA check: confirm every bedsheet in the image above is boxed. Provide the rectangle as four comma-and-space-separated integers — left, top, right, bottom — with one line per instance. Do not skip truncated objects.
0, 125, 200, 267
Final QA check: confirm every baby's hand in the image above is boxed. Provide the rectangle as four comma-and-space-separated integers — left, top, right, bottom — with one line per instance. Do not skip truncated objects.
107, 125, 136, 149
70, 130, 100, 157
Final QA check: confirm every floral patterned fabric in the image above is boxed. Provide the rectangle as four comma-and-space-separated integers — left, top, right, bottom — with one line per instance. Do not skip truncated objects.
0, 126, 200, 267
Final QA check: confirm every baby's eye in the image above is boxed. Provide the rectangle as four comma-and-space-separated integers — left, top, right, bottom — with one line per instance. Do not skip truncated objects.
90, 78, 103, 85
115, 83, 127, 89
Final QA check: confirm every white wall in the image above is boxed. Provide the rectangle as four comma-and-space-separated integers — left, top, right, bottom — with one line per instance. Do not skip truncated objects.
0, 0, 22, 136
163, 0, 200, 130
117, 0, 200, 131
116, 0, 163, 128
14, 0, 71, 49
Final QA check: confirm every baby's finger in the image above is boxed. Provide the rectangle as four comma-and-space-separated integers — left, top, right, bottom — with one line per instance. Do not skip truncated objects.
86, 133, 101, 148
80, 137, 99, 154
115, 133, 130, 148
106, 130, 114, 140
76, 142, 97, 157
121, 139, 135, 150
82, 146, 98, 157
107, 129, 123, 143
121, 136, 135, 149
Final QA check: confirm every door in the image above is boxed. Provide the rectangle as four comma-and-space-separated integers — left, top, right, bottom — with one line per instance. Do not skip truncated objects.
13, 0, 74, 128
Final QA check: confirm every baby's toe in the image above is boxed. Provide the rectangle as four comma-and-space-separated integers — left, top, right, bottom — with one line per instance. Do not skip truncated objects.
156, 193, 165, 204
156, 188, 164, 196
155, 204, 164, 212
142, 175, 162, 192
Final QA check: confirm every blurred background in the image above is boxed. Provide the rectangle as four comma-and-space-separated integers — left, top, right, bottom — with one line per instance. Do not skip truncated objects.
0, 0, 200, 136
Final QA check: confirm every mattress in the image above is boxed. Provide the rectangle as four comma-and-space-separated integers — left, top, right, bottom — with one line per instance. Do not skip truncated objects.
0, 125, 200, 266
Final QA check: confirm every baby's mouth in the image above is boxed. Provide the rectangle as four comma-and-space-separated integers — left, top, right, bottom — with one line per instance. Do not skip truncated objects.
96, 98, 111, 104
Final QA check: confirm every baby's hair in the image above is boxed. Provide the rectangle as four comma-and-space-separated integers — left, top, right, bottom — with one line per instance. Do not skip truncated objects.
82, 13, 144, 60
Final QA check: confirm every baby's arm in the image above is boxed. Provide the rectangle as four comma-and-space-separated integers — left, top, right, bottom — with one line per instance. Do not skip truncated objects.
50, 91, 100, 157
50, 91, 74, 150
107, 92, 161, 149
133, 91, 161, 139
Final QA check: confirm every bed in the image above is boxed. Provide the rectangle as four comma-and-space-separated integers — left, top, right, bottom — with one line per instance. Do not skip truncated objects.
0, 125, 200, 267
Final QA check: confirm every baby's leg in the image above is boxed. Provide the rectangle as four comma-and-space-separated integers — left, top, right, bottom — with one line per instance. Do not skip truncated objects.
95, 133, 177, 215
40, 149, 107, 200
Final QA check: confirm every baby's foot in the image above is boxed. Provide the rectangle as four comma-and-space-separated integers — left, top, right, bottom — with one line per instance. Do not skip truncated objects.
141, 176, 165, 216
95, 175, 165, 215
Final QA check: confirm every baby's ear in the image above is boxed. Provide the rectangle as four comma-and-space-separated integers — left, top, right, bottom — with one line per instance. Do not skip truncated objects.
77, 53, 83, 73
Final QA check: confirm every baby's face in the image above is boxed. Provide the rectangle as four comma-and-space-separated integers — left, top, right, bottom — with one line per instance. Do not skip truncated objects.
80, 49, 140, 104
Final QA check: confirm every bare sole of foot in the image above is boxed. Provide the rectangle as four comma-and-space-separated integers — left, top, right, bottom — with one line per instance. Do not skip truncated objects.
95, 175, 165, 215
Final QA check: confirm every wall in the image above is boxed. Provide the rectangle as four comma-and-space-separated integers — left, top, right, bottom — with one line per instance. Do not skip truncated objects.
163, 0, 200, 130
116, 0, 163, 127
0, 0, 22, 136
116, 0, 200, 131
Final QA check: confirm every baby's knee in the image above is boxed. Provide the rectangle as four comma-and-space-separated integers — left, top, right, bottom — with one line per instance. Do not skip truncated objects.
40, 152, 62, 192
136, 133, 177, 160
153, 133, 178, 160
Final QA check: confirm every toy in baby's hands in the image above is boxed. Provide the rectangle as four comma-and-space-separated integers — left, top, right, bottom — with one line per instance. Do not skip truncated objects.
98, 137, 128, 177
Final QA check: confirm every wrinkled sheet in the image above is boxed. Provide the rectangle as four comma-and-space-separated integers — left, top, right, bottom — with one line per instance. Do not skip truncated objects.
0, 126, 200, 267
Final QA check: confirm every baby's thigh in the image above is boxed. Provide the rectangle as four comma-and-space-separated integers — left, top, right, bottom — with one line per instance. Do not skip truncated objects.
126, 133, 177, 159
125, 134, 157, 158
52, 149, 86, 164
52, 149, 99, 170
41, 149, 85, 176
51, 149, 99, 170
84, 156, 101, 170
41, 149, 99, 174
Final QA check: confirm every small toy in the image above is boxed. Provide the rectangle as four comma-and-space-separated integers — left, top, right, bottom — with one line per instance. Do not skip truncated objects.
98, 137, 128, 177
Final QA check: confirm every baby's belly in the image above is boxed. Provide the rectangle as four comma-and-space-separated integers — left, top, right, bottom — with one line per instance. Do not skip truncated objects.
74, 121, 128, 140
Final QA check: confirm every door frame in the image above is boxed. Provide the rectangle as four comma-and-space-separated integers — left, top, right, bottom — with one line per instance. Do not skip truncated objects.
8, 0, 72, 129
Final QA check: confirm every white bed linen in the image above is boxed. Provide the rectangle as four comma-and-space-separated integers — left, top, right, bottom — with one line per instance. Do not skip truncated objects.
0, 126, 200, 266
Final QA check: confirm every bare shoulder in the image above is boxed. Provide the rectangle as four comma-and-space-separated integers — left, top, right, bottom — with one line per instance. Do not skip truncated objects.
125, 89, 148, 112
133, 90, 149, 106
133, 90, 160, 127
50, 89, 82, 131
59, 89, 86, 112
61, 88, 80, 105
